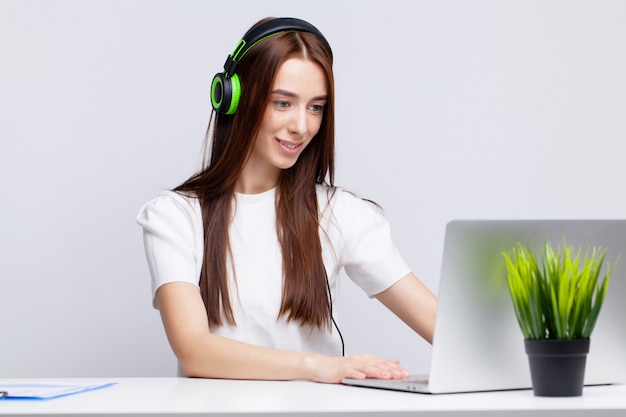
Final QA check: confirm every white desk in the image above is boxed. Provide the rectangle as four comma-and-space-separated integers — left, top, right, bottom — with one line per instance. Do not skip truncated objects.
1, 377, 625, 416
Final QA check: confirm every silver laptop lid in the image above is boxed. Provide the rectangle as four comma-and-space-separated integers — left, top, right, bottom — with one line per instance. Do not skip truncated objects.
428, 219, 626, 394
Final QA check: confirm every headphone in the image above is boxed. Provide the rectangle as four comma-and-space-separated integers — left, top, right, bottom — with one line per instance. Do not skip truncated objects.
210, 17, 332, 115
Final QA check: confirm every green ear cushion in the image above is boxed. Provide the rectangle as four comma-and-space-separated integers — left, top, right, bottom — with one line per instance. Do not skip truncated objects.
211, 73, 241, 115
225, 73, 241, 115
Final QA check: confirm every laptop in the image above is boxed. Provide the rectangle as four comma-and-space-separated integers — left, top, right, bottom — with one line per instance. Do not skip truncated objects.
342, 219, 626, 394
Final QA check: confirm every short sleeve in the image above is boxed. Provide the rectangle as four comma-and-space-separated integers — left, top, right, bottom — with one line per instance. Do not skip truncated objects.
329, 189, 411, 296
136, 191, 204, 308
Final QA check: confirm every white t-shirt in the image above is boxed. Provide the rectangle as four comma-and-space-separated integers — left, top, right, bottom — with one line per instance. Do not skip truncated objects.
136, 185, 410, 356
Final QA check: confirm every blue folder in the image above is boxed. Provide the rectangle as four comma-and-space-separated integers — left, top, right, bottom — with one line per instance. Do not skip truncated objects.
0, 381, 116, 400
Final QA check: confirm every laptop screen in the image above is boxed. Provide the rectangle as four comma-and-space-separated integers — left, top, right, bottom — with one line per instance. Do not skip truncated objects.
427, 220, 626, 393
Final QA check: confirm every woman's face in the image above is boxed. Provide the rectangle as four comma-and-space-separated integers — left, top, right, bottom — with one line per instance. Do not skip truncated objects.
238, 57, 328, 193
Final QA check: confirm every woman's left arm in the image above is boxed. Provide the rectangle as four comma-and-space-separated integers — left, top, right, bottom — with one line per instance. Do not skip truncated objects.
374, 273, 438, 344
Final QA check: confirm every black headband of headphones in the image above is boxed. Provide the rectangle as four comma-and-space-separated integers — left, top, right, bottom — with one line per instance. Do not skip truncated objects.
222, 17, 333, 77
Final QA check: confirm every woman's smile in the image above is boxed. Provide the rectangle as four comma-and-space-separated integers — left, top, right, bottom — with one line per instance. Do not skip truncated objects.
277, 138, 304, 153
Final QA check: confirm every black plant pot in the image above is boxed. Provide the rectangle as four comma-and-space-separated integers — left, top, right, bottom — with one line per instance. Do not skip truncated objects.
524, 339, 590, 397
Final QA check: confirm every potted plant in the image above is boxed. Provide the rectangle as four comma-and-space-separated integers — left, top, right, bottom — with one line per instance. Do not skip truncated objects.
502, 240, 617, 396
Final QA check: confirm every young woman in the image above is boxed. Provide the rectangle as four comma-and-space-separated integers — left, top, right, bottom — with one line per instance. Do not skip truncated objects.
137, 17, 437, 384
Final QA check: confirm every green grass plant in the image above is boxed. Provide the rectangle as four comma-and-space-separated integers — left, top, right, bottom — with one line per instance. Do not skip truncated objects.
502, 240, 617, 340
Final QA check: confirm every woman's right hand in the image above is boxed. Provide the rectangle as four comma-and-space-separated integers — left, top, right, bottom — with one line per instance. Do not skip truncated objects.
157, 282, 410, 383
302, 353, 410, 384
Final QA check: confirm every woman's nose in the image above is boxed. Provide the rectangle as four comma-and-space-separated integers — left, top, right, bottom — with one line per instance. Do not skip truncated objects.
288, 107, 307, 136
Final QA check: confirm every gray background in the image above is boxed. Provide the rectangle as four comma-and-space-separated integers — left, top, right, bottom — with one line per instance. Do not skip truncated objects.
1, 0, 625, 377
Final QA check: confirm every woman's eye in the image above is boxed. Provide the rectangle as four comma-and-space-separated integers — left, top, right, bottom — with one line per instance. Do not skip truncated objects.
274, 101, 291, 109
308, 104, 325, 114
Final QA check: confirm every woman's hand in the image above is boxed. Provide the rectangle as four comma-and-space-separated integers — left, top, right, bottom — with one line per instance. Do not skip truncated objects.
158, 282, 411, 383
303, 353, 410, 384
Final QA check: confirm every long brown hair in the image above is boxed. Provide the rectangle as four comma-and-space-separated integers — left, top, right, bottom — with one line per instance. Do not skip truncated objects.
175, 21, 335, 329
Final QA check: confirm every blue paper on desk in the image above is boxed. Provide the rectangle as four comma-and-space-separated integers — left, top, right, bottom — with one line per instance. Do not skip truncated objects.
0, 381, 116, 400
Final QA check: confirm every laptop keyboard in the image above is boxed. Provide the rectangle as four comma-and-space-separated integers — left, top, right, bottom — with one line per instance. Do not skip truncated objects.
406, 374, 429, 384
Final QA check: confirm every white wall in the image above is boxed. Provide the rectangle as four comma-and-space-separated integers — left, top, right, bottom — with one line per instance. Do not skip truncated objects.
1, 0, 625, 377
